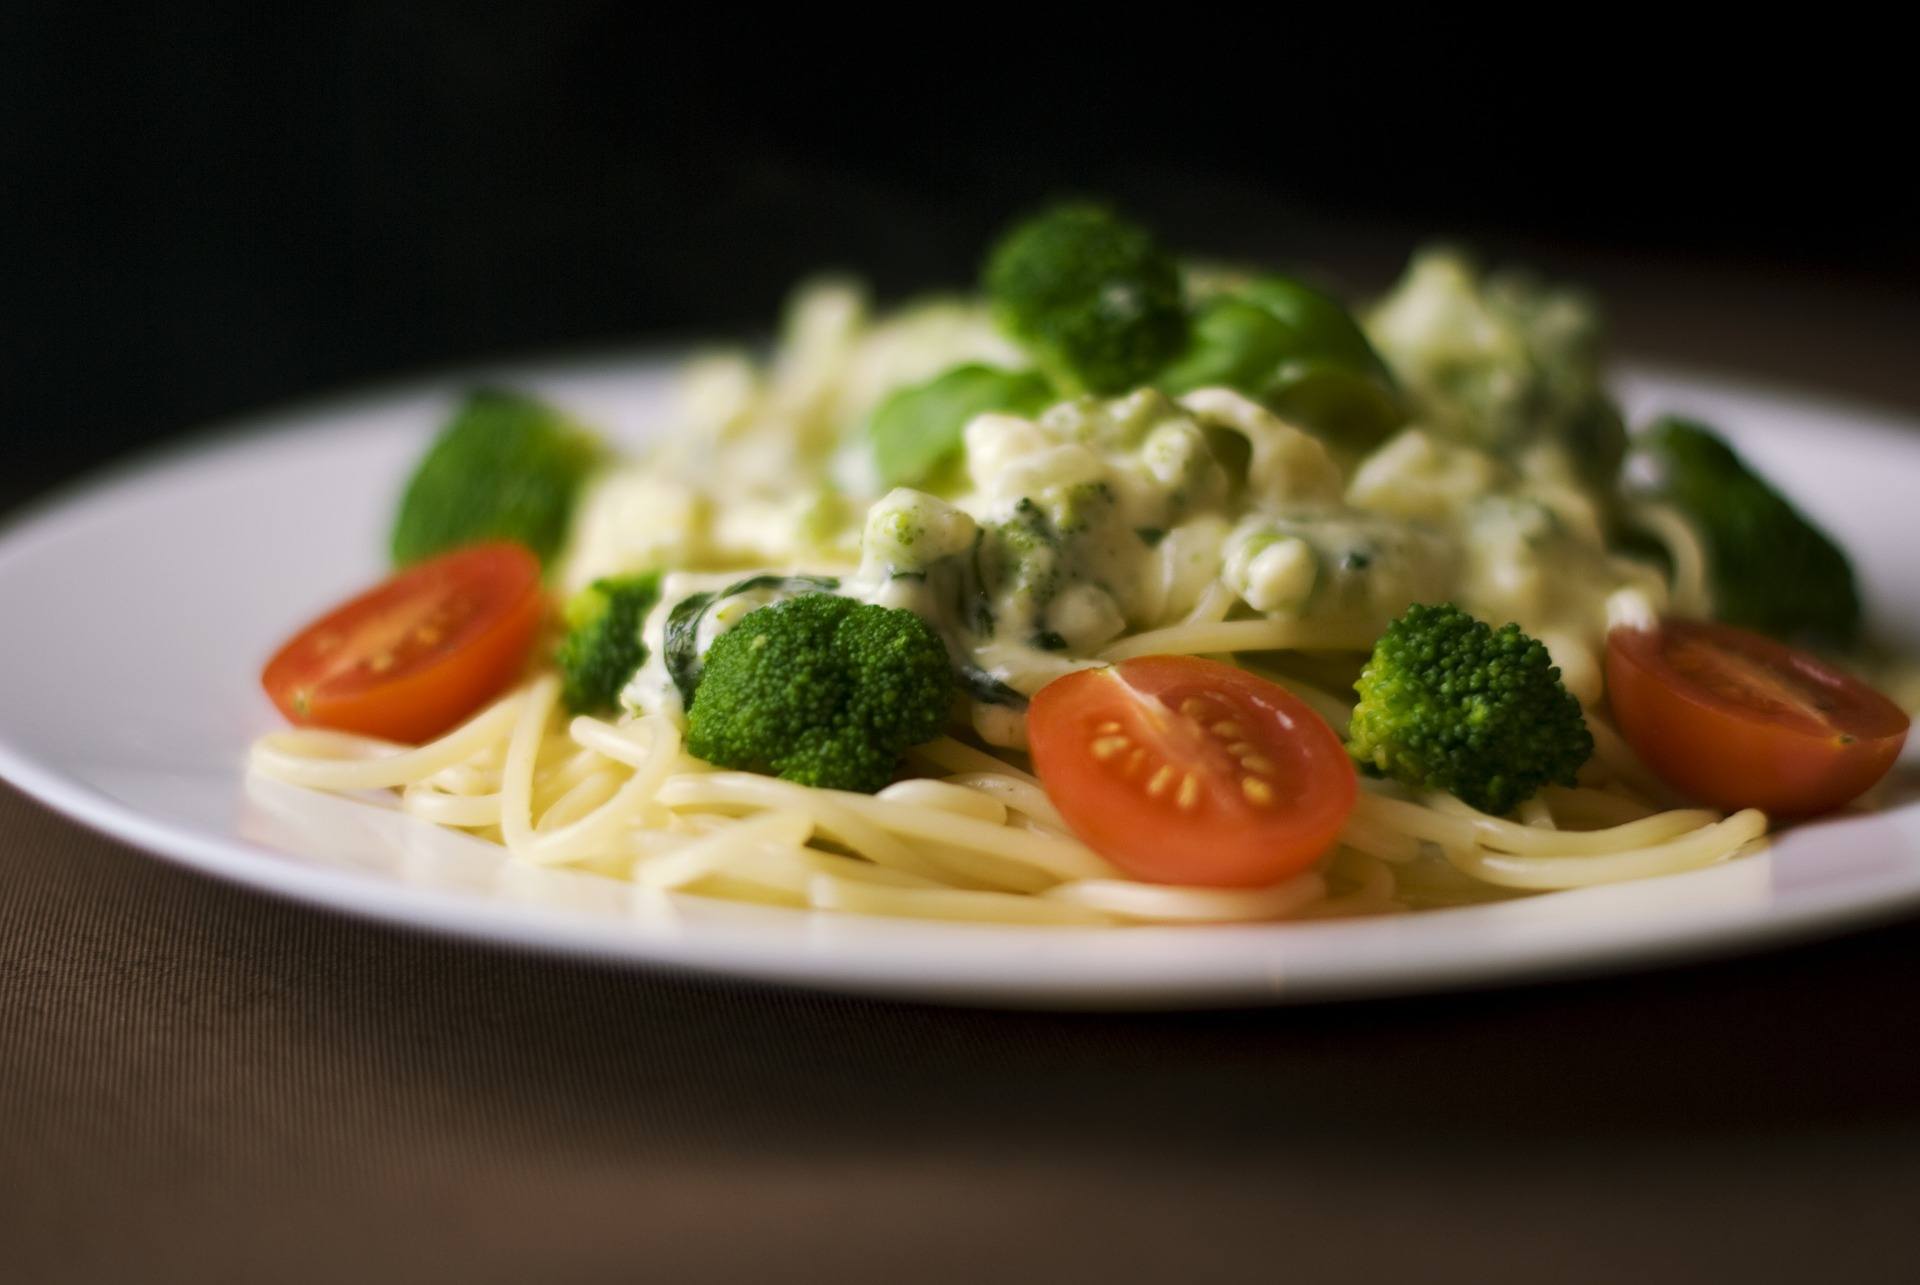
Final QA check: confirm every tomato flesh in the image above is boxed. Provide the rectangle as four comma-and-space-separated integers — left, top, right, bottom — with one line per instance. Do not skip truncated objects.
1027, 656, 1357, 887
262, 542, 545, 744
1606, 619, 1908, 818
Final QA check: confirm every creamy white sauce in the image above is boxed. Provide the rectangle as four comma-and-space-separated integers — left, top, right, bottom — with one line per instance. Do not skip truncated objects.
583, 271, 1671, 742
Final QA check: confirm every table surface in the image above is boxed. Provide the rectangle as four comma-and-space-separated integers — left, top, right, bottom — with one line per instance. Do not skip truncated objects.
7, 268, 1920, 1285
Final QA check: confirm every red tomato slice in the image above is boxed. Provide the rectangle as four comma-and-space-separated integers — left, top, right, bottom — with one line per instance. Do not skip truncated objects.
1027, 655, 1357, 887
1606, 619, 1909, 818
262, 543, 545, 744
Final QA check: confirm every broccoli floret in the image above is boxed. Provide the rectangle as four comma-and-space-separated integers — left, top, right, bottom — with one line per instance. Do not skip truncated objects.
869, 364, 1055, 490
1160, 276, 1406, 451
984, 203, 1187, 396
662, 574, 842, 709
1626, 417, 1860, 648
391, 388, 605, 568
555, 573, 661, 714
685, 594, 954, 793
1347, 603, 1593, 815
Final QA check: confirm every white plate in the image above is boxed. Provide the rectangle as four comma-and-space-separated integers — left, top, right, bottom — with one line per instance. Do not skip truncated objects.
1, 353, 1916, 1008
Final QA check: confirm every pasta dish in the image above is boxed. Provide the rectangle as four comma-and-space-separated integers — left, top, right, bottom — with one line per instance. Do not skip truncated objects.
248, 204, 1912, 926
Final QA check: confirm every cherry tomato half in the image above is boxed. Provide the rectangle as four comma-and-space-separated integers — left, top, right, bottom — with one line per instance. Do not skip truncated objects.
262, 542, 545, 744
1606, 618, 1909, 818
1027, 655, 1357, 887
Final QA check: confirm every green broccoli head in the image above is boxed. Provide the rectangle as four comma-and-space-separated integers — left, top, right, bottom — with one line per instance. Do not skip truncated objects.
685, 594, 954, 793
1627, 417, 1860, 648
1347, 603, 1593, 815
555, 573, 661, 714
391, 388, 606, 568
984, 203, 1187, 396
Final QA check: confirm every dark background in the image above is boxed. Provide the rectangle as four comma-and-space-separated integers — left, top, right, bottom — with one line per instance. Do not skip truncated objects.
6, 7, 1917, 517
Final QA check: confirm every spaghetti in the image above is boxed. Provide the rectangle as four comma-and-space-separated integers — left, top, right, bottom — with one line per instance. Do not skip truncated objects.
250, 667, 1770, 925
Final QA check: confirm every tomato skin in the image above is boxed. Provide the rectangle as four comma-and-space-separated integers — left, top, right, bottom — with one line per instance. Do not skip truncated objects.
1606, 619, 1909, 818
262, 543, 545, 744
1028, 656, 1357, 887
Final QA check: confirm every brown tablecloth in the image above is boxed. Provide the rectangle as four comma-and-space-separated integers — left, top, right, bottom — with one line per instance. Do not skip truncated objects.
9, 782, 1920, 1283
7, 270, 1920, 1284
